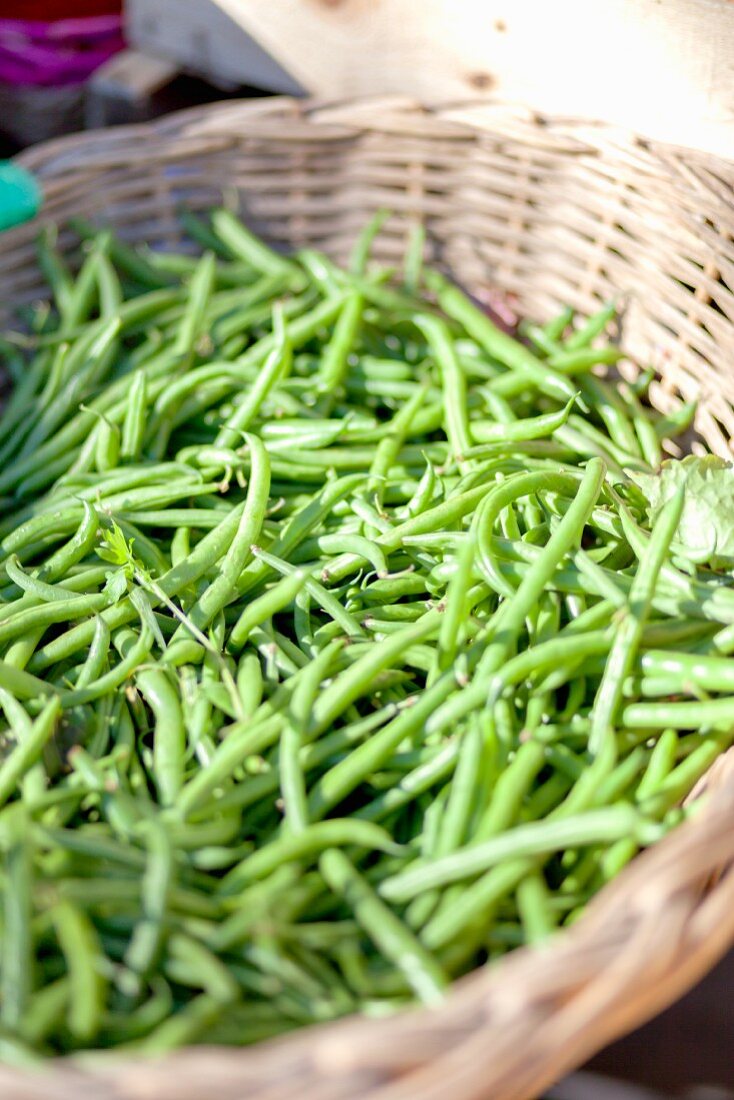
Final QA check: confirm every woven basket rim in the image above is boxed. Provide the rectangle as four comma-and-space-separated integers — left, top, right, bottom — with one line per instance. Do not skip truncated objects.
14, 94, 734, 180
2, 95, 734, 1100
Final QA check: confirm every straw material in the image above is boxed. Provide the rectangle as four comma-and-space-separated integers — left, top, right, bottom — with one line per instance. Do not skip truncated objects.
1, 96, 734, 1100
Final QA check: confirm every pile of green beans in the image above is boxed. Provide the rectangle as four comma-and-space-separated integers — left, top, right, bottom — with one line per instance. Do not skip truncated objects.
0, 208, 729, 1059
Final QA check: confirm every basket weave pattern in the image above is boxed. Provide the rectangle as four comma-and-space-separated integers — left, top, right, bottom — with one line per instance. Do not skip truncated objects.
1, 97, 734, 1100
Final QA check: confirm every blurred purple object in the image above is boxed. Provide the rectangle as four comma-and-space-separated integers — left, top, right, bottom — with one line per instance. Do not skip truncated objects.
0, 15, 124, 86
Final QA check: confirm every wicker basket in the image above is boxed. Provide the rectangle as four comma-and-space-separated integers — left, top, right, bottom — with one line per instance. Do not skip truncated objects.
1, 96, 734, 1100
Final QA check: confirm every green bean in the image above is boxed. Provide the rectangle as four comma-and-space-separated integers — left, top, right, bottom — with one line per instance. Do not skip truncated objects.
639, 734, 733, 816
167, 434, 271, 656
120, 370, 148, 461
428, 535, 477, 685
253, 548, 364, 638
520, 321, 561, 357
134, 667, 186, 806
476, 458, 606, 676
124, 821, 174, 981
640, 649, 734, 693
220, 819, 402, 893
70, 216, 174, 289
542, 306, 574, 342
34, 342, 71, 413
177, 207, 236, 258
0, 697, 61, 809
144, 247, 256, 288
11, 318, 121, 469
367, 384, 428, 505
380, 805, 649, 901
0, 686, 33, 756
565, 301, 616, 349
598, 837, 638, 883
136, 993, 224, 1054
65, 234, 109, 327
174, 710, 284, 818
167, 932, 239, 1003
211, 208, 296, 280
654, 400, 697, 442
58, 626, 153, 707
279, 721, 311, 835
74, 616, 111, 689
307, 669, 458, 821
96, 248, 124, 317
473, 468, 583, 598
402, 459, 438, 518
3, 555, 82, 604
564, 414, 647, 469
1, 811, 33, 1031
4, 480, 219, 555
475, 741, 547, 840
238, 473, 366, 594
309, 534, 388, 577
228, 568, 308, 652
316, 291, 364, 401
623, 696, 734, 730
415, 315, 472, 461
425, 270, 576, 403
320, 849, 447, 1005
618, 381, 662, 468
595, 746, 649, 803
117, 509, 214, 531
1, 629, 45, 684
547, 345, 622, 373
173, 251, 217, 366
216, 306, 292, 450
404, 222, 425, 293
516, 872, 556, 944
17, 978, 69, 1046
51, 901, 106, 1042
635, 729, 679, 800
350, 208, 391, 275
471, 395, 576, 445
0, 355, 48, 453
434, 721, 483, 855
99, 979, 172, 1044
307, 609, 441, 737
588, 489, 683, 757
578, 374, 642, 458
355, 740, 460, 823
36, 226, 73, 315
93, 411, 121, 471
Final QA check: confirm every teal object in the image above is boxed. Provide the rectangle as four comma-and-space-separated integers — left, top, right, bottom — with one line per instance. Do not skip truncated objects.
0, 162, 41, 232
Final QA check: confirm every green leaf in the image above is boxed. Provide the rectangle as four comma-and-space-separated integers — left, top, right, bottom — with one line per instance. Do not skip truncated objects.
632, 455, 734, 568
98, 522, 135, 570
103, 570, 128, 604
129, 587, 166, 652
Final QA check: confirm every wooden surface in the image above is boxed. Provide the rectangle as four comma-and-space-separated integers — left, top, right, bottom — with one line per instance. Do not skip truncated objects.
126, 0, 734, 156
124, 0, 303, 92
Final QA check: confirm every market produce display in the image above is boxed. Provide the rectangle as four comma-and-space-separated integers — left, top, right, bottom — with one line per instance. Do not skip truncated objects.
0, 209, 731, 1057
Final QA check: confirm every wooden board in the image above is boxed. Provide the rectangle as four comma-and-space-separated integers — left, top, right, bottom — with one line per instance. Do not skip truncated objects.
125, 0, 303, 93
86, 48, 181, 129
125, 0, 734, 157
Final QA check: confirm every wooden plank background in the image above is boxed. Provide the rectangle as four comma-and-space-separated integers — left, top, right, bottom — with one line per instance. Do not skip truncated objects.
126, 0, 734, 156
